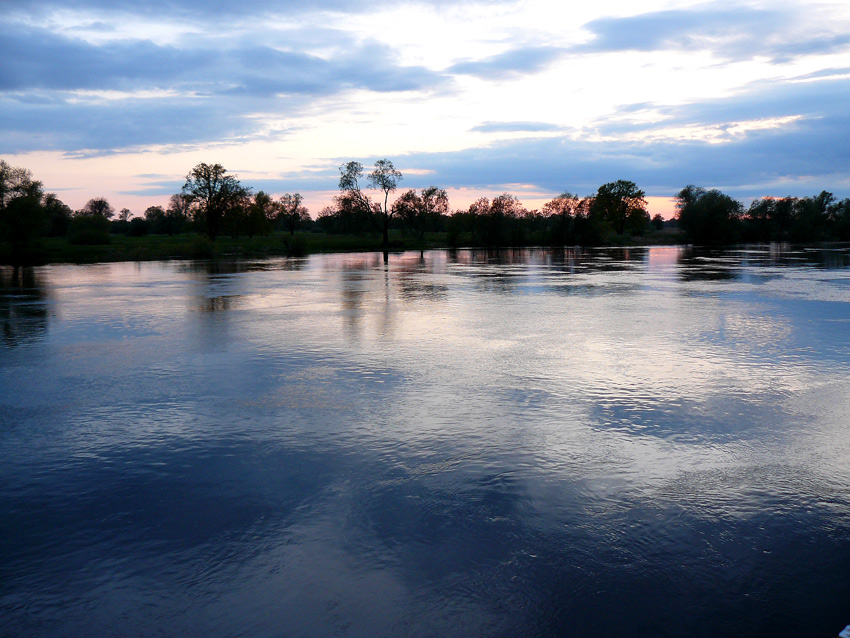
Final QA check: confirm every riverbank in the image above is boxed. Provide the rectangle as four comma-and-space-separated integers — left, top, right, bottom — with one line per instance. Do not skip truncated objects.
0, 228, 687, 266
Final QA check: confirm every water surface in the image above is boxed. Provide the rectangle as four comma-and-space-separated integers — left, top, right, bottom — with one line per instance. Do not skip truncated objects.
2, 246, 850, 637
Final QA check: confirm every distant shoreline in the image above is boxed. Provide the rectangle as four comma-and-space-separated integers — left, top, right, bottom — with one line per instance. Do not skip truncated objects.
1, 229, 688, 266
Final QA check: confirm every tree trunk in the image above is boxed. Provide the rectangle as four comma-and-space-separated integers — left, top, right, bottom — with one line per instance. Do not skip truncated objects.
382, 216, 389, 249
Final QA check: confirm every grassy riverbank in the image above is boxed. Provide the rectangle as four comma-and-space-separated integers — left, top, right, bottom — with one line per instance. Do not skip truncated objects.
1, 228, 686, 265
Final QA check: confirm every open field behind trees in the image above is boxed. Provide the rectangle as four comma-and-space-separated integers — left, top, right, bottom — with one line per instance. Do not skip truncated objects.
2, 158, 849, 265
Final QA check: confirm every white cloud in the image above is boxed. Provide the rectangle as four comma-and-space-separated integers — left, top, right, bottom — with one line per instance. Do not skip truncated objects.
2, 0, 849, 213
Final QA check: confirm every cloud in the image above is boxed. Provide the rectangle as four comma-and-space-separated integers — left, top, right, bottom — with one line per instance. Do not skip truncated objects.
0, 24, 445, 96
448, 46, 564, 79
0, 22, 448, 152
0, 24, 205, 92
0, 94, 256, 154
6, 0, 509, 22
577, 6, 850, 62
604, 74, 850, 134
393, 77, 850, 199
471, 121, 562, 134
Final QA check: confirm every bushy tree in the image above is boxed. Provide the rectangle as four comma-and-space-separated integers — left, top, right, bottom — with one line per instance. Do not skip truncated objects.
126, 216, 149, 236
826, 197, 850, 240
0, 160, 45, 262
145, 205, 172, 235
593, 180, 648, 235
542, 192, 581, 245
245, 191, 276, 238
42, 193, 72, 237
68, 214, 111, 245
392, 186, 448, 241
676, 185, 743, 245
79, 197, 115, 219
314, 193, 374, 235
182, 163, 246, 240
221, 188, 252, 239
485, 193, 528, 245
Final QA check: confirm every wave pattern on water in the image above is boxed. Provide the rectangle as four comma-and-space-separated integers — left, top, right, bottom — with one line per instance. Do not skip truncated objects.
2, 246, 850, 637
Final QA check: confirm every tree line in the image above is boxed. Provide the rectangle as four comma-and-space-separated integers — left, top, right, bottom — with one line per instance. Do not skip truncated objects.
2, 157, 850, 264
675, 186, 850, 245
323, 160, 850, 248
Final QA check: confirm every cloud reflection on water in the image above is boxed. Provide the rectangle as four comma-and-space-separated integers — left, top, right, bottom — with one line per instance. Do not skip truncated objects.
2, 246, 850, 636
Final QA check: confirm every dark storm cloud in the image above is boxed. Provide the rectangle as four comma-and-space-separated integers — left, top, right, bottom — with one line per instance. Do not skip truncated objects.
448, 46, 564, 79
578, 6, 850, 62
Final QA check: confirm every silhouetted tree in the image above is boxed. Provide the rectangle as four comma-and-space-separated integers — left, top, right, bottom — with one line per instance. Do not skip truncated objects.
468, 197, 489, 245
593, 180, 648, 235
182, 163, 246, 241
278, 193, 310, 235
487, 193, 527, 245
165, 193, 191, 235
676, 185, 743, 245
127, 216, 149, 236
393, 186, 448, 241
651, 214, 665, 231
42, 193, 72, 237
221, 188, 252, 239
118, 207, 132, 222
789, 191, 832, 242
68, 214, 110, 245
339, 159, 402, 249
245, 191, 275, 238
0, 160, 45, 262
542, 192, 581, 245
829, 198, 850, 240
745, 198, 773, 242
79, 197, 115, 219
145, 205, 168, 234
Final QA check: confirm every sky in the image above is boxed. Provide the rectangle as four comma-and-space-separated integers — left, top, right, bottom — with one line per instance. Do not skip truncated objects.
2, 0, 849, 218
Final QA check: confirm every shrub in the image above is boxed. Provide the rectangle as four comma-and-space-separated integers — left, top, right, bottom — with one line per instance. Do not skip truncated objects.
68, 215, 111, 245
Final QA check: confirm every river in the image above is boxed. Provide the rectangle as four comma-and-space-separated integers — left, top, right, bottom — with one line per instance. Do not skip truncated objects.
2, 245, 850, 637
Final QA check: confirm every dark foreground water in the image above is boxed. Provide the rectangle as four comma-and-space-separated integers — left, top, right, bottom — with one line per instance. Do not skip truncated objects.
2, 246, 850, 637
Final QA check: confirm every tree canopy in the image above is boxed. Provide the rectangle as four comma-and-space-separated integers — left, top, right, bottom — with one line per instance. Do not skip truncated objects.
0, 160, 45, 262
593, 180, 649, 235
676, 185, 743, 245
183, 163, 246, 241
339, 159, 403, 249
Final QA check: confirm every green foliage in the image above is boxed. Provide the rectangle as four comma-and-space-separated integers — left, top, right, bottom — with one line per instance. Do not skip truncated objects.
0, 160, 47, 263
676, 185, 743, 245
593, 180, 649, 235
392, 186, 448, 241
245, 191, 275, 238
183, 163, 247, 241
188, 235, 215, 258
69, 214, 111, 245
7, 157, 850, 264
127, 217, 150, 237
79, 197, 115, 219
43, 193, 72, 237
